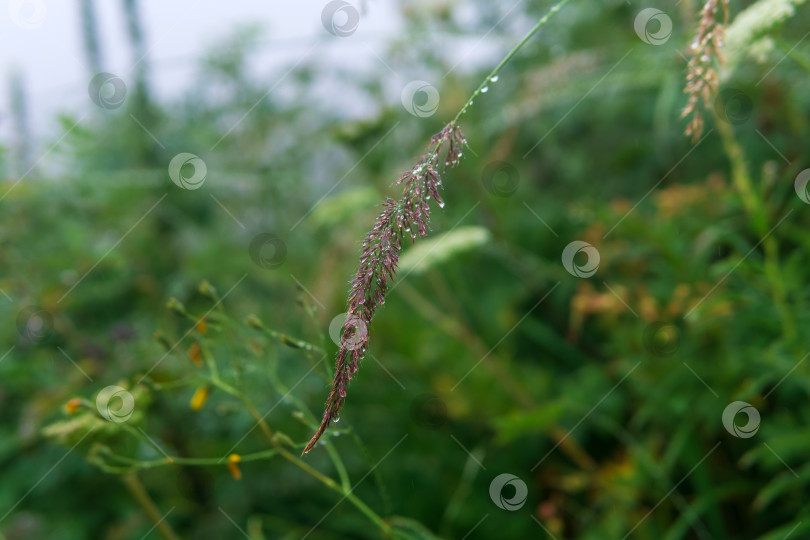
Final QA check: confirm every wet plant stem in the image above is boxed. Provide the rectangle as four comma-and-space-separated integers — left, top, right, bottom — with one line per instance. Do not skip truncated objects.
447, 0, 572, 129
201, 346, 389, 533
243, 400, 392, 534
420, 0, 571, 167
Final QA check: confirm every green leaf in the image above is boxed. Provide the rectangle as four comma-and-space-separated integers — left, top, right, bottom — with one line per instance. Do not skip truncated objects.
724, 0, 808, 70
309, 187, 380, 229
389, 516, 447, 540
398, 226, 491, 275
755, 519, 810, 540
494, 403, 564, 444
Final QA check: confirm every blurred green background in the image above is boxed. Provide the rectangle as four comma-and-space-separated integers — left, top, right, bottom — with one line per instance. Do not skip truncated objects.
2, 0, 810, 538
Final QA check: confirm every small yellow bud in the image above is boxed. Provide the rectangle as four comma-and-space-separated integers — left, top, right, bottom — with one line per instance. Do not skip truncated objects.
190, 387, 210, 411
227, 454, 242, 479
65, 398, 81, 414
188, 342, 203, 367
196, 318, 208, 335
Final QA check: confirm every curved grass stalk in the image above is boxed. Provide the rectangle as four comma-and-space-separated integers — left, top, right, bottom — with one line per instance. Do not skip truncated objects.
303, 0, 572, 454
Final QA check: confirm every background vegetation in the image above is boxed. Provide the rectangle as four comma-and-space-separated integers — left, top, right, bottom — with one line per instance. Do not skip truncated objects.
2, 0, 810, 538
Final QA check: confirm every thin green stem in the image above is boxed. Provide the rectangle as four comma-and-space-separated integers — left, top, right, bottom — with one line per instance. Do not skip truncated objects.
324, 442, 352, 492
196, 320, 356, 499
120, 423, 168, 456
262, 358, 352, 491
450, 0, 571, 127
301, 299, 333, 378
419, 0, 571, 167
101, 447, 279, 469
246, 315, 324, 355
234, 389, 393, 535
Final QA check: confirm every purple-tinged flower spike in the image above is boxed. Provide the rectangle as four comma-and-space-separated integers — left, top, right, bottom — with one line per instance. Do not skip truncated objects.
301, 0, 573, 453
303, 124, 466, 454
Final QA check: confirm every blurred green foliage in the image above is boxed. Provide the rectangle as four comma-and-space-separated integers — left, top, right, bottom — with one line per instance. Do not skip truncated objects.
2, 0, 810, 538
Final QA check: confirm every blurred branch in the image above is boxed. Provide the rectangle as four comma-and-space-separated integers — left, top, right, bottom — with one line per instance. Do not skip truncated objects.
714, 117, 796, 343
396, 279, 596, 470
121, 473, 180, 540
78, 0, 103, 74
8, 69, 32, 177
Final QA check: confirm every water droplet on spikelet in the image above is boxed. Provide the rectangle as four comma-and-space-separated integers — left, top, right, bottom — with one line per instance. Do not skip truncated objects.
481, 86, 488, 93
437, 201, 446, 208
490, 75, 499, 82
334, 417, 340, 423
